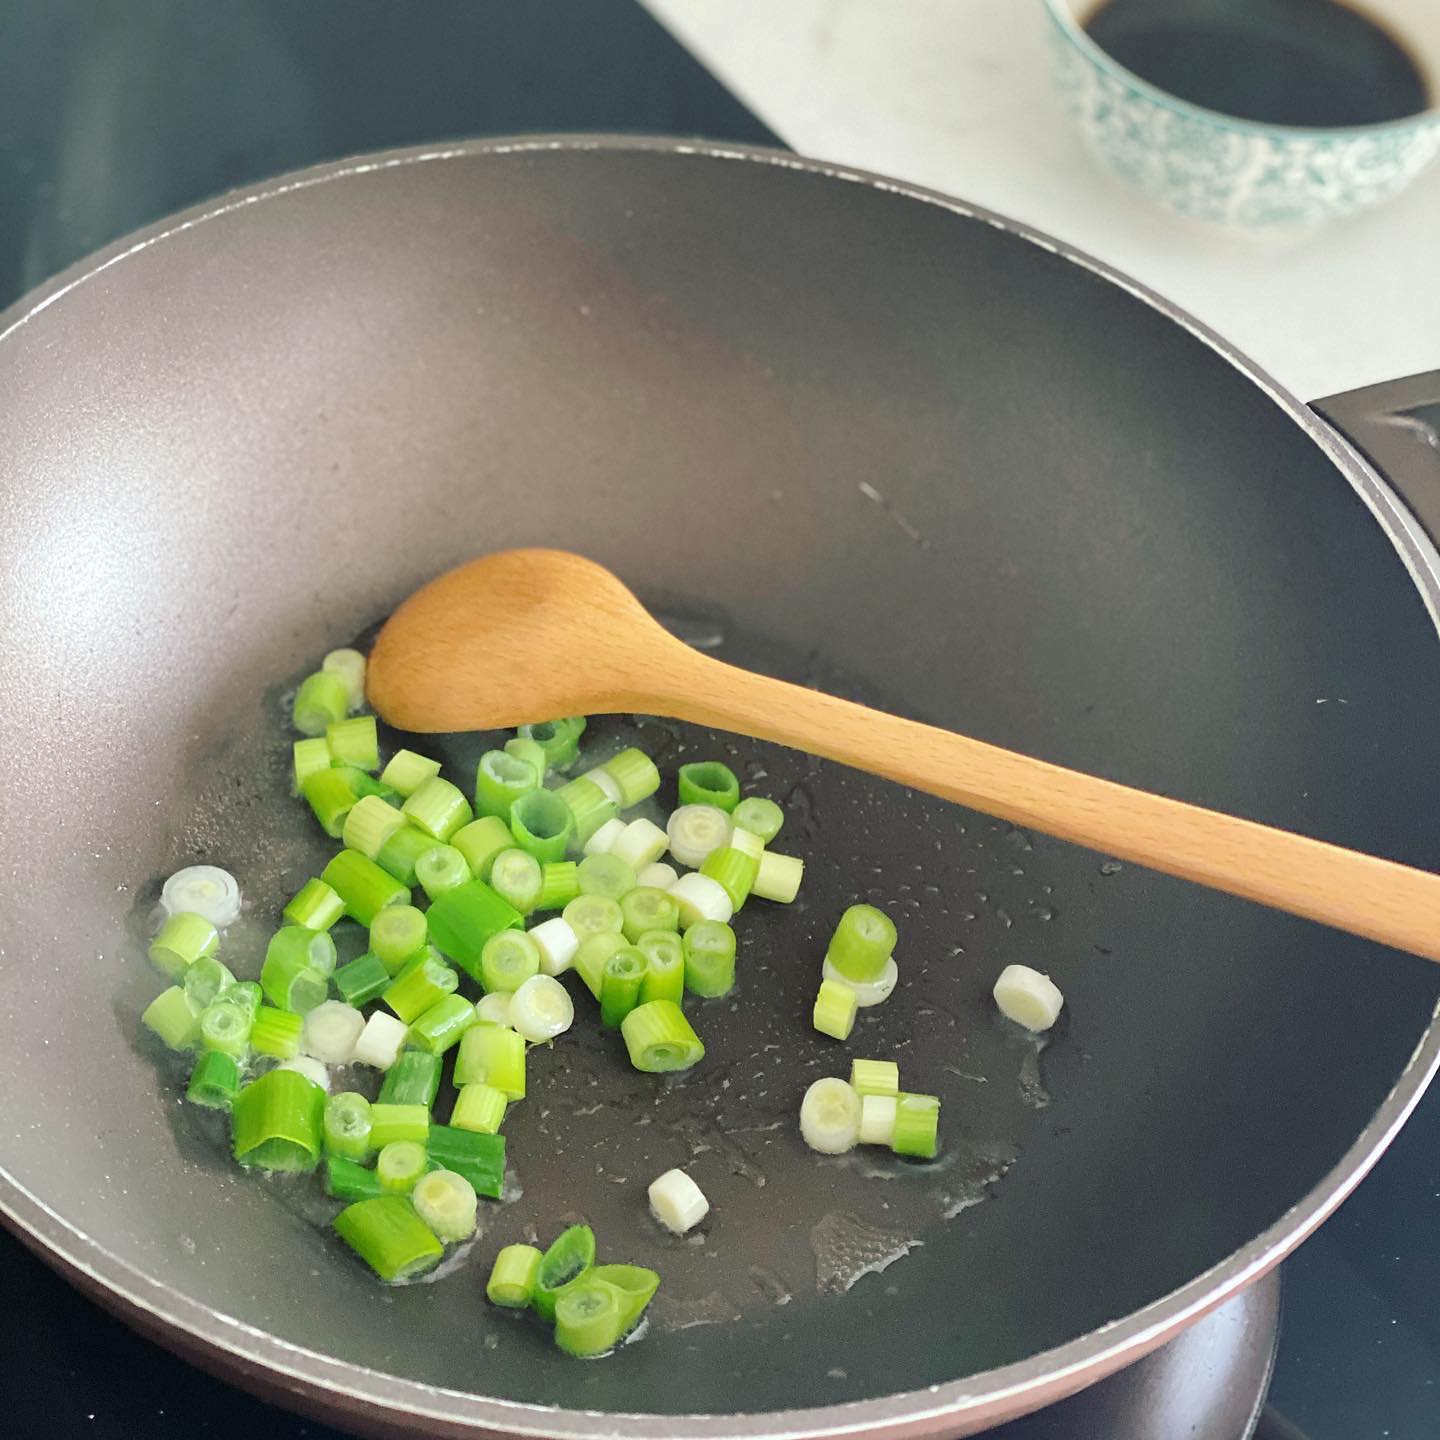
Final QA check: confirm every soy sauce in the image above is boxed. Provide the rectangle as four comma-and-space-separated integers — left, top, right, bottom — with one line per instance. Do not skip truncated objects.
1083, 0, 1430, 127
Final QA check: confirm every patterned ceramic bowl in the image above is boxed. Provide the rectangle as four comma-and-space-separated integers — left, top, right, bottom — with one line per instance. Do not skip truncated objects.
1043, 0, 1440, 229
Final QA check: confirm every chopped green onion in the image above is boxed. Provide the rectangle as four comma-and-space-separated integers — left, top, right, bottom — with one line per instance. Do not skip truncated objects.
822, 954, 898, 1007
402, 775, 473, 842
858, 1094, 897, 1146
519, 717, 585, 772
573, 931, 629, 999
475, 749, 540, 820
577, 852, 636, 902
475, 992, 513, 1026
426, 1124, 505, 1199
369, 904, 429, 974
504, 735, 549, 783
536, 861, 581, 911
683, 920, 737, 998
352, 1011, 408, 1069
383, 950, 459, 1024
489, 847, 543, 914
292, 670, 348, 737
611, 818, 669, 872
748, 846, 806, 904
412, 1169, 478, 1242
451, 1081, 508, 1135
554, 775, 617, 848
533, 1225, 596, 1323
326, 714, 379, 772
636, 861, 679, 891
480, 929, 542, 993
250, 1005, 304, 1059
850, 1058, 900, 1097
992, 964, 1065, 1032
368, 1102, 430, 1148
324, 1092, 374, 1160
699, 845, 759, 910
553, 1277, 624, 1357
415, 844, 470, 901
826, 904, 897, 985
186, 1051, 240, 1110
812, 978, 858, 1040
283, 877, 345, 931
232, 1067, 325, 1172
333, 1195, 443, 1282
799, 1077, 861, 1155
508, 789, 575, 865
562, 893, 624, 942
277, 1055, 329, 1091
149, 911, 218, 981
732, 795, 784, 843
454, 1023, 526, 1099
600, 948, 646, 1029
380, 748, 442, 797
378, 1049, 443, 1108
670, 873, 734, 928
677, 760, 739, 812
321, 850, 408, 926
620, 887, 679, 943
302, 999, 365, 1063
427, 879, 525, 983
182, 954, 235, 1011
408, 994, 477, 1055
302, 766, 361, 838
666, 804, 732, 869
585, 1263, 661, 1341
599, 747, 661, 808
333, 951, 391, 1008
199, 996, 253, 1057
373, 822, 438, 888
648, 1168, 708, 1234
227, 980, 263, 1017
260, 926, 335, 1013
142, 986, 201, 1050
510, 974, 575, 1041
349, 769, 400, 802
583, 817, 626, 858
161, 864, 242, 927
528, 916, 579, 976
488, 1243, 542, 1307
579, 764, 623, 807
892, 1092, 941, 1159
621, 999, 705, 1073
293, 736, 331, 792
321, 647, 367, 711
637, 930, 686, 1005
342, 793, 405, 860
449, 816, 514, 881
376, 1139, 428, 1193
324, 1155, 384, 1202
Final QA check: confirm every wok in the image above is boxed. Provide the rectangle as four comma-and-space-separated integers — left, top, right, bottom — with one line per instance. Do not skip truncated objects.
3, 137, 1440, 1439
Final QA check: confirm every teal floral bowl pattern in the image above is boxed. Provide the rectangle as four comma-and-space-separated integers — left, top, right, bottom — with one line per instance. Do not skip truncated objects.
1043, 0, 1440, 229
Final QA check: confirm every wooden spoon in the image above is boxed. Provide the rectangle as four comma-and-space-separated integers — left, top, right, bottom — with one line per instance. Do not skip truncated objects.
368, 548, 1440, 963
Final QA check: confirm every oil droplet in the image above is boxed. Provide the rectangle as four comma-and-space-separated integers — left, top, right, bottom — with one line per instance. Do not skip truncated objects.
1099, 861, 1123, 876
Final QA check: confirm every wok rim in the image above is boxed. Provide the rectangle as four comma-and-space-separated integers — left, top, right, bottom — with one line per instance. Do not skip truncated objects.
2, 133, 1438, 1439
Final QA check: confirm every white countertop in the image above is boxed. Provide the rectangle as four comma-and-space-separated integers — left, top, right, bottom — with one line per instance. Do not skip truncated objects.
646, 0, 1440, 403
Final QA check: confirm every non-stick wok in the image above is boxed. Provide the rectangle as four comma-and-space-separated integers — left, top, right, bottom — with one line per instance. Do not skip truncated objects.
2, 138, 1440, 1439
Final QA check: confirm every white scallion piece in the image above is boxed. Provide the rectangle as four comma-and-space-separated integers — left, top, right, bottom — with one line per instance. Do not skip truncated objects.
993, 964, 1064, 1032
352, 1010, 408, 1069
648, 1168, 710, 1234
666, 804, 732, 869
636, 861, 679, 892
752, 851, 803, 904
321, 647, 367, 712
161, 865, 242, 928
412, 1169, 478, 1243
583, 817, 626, 858
508, 974, 575, 1042
276, 1056, 329, 1091
668, 872, 733, 927
611, 817, 669, 871
529, 916, 580, 976
859, 1095, 898, 1146
475, 991, 514, 1026
800, 1077, 862, 1154
727, 826, 764, 861
822, 955, 898, 1008
581, 766, 625, 809
302, 1000, 366, 1064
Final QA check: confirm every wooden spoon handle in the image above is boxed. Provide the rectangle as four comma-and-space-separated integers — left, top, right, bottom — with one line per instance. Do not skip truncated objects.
662, 651, 1440, 963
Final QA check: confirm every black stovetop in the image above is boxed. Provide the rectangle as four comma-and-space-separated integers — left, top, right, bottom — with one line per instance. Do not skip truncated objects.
1, 4, 1436, 1437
